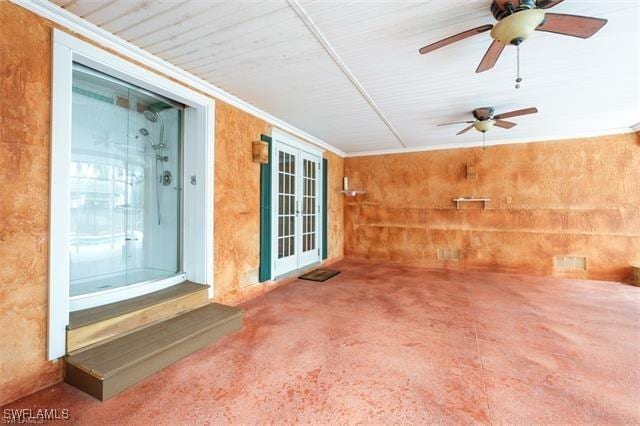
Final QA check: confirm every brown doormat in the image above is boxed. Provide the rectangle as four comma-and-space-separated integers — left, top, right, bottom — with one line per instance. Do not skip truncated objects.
299, 268, 341, 282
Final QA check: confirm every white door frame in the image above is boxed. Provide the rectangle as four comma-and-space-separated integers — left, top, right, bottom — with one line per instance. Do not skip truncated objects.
49, 30, 215, 360
270, 129, 323, 278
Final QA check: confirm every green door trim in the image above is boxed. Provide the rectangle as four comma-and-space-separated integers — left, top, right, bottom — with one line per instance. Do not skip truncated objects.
322, 158, 328, 260
259, 134, 272, 282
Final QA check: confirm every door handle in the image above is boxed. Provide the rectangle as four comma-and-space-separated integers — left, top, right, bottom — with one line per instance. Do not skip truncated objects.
296, 200, 300, 216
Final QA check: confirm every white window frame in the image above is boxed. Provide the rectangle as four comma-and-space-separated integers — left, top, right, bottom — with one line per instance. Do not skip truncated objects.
49, 30, 215, 360
270, 129, 324, 278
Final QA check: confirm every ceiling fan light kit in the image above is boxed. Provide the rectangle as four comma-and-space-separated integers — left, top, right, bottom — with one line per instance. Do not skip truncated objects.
473, 120, 496, 133
490, 8, 545, 45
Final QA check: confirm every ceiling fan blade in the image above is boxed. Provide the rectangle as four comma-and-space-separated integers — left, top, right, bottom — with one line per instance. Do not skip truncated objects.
457, 124, 475, 135
419, 24, 493, 55
536, 13, 608, 39
494, 107, 538, 120
437, 120, 474, 127
494, 120, 517, 129
475, 41, 505, 73
536, 0, 564, 9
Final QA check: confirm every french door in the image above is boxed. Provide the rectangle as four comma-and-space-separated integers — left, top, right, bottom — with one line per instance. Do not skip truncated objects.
271, 141, 322, 277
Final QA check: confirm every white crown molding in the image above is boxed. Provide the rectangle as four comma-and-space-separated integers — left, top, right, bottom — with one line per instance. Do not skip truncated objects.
346, 126, 637, 158
12, 0, 346, 157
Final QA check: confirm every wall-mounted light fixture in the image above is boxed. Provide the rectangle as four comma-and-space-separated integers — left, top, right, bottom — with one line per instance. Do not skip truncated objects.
252, 141, 269, 164
465, 163, 478, 180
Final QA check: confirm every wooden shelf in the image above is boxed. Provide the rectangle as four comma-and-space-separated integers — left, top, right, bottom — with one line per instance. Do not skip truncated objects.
452, 197, 491, 210
341, 190, 366, 196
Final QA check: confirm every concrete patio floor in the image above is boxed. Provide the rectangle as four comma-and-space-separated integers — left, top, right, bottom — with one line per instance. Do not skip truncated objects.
4, 259, 640, 424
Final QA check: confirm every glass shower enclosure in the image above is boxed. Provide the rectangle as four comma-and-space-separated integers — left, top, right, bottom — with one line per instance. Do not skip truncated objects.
69, 64, 183, 299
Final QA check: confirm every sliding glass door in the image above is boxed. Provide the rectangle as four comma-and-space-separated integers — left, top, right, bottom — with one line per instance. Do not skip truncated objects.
69, 64, 183, 298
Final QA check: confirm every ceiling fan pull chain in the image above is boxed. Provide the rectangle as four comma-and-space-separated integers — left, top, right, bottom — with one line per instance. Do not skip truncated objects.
515, 45, 522, 89
482, 132, 486, 150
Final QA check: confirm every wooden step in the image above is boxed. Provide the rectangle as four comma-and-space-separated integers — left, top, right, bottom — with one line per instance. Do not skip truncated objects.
67, 282, 209, 353
64, 303, 243, 401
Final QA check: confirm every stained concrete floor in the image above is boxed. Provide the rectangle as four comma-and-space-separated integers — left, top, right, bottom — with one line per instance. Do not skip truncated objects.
5, 259, 640, 424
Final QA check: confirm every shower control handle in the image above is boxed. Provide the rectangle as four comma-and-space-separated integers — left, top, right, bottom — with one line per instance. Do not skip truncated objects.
162, 170, 172, 186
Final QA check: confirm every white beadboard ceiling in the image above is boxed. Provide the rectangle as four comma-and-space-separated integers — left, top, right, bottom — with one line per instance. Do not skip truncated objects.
49, 0, 639, 154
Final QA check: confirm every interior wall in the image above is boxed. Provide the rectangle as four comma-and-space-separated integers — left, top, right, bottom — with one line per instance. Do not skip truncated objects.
0, 2, 61, 407
212, 103, 344, 306
0, 2, 344, 405
344, 132, 640, 282
326, 150, 345, 261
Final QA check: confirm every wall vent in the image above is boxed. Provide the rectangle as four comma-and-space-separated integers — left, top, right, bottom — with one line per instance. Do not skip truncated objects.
554, 256, 587, 271
437, 248, 460, 262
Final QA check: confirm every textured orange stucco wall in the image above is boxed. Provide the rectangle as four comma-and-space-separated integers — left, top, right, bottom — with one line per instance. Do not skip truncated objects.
344, 133, 640, 282
0, 2, 61, 407
326, 150, 345, 260
0, 3, 343, 405
213, 102, 270, 305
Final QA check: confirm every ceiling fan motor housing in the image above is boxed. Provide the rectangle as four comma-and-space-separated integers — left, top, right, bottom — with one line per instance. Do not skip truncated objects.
491, 0, 537, 20
473, 107, 495, 121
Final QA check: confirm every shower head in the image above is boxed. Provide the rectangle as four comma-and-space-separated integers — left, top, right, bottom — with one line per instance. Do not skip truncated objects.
143, 110, 159, 123
139, 128, 149, 136
142, 108, 166, 152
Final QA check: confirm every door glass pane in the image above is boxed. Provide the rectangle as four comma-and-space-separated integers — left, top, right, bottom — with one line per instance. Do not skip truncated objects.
302, 158, 318, 253
277, 150, 296, 259
69, 64, 182, 297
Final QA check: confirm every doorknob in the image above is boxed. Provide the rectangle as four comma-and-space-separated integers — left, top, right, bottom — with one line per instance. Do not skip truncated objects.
296, 200, 300, 216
